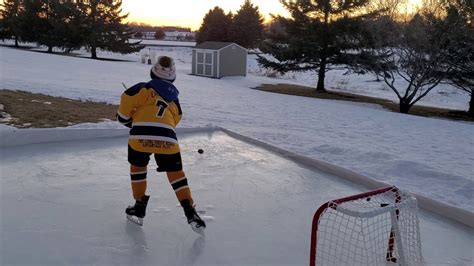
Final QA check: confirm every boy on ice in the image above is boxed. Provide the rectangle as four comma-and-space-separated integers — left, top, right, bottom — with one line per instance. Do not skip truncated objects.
117, 56, 206, 234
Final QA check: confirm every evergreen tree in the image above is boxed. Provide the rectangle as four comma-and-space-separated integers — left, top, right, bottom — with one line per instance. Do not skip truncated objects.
0, 0, 23, 47
258, 0, 377, 92
20, 0, 48, 44
443, 4, 474, 116
230, 0, 265, 48
196, 6, 233, 44
82, 0, 143, 59
35, 0, 65, 53
60, 1, 88, 54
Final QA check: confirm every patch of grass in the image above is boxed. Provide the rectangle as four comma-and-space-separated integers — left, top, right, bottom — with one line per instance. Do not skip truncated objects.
0, 89, 118, 128
256, 84, 473, 122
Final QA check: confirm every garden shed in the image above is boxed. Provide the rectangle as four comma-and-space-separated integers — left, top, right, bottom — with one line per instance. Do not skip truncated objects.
192, 42, 247, 78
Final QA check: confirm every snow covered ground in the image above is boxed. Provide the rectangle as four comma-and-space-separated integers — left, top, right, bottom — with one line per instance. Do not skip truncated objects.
1, 131, 473, 265
1, 45, 472, 214
1, 41, 473, 264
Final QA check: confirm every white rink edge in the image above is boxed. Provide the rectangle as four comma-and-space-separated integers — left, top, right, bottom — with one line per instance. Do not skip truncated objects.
1, 125, 472, 228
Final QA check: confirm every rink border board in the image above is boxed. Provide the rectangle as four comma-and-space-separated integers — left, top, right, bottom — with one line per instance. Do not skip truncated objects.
1, 126, 472, 228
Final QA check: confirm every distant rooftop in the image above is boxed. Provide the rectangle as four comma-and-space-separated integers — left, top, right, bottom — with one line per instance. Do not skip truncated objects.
194, 41, 235, 50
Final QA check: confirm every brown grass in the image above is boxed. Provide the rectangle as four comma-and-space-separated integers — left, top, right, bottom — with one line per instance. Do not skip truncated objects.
257, 84, 473, 122
0, 89, 118, 128
1, 85, 471, 129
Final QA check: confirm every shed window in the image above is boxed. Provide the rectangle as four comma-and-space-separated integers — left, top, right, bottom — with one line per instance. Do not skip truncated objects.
196, 51, 213, 76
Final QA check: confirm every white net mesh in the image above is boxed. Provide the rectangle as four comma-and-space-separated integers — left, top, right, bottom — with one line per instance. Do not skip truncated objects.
312, 187, 424, 266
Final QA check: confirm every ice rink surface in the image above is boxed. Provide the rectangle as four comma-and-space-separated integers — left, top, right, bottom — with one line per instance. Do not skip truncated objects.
1, 131, 473, 265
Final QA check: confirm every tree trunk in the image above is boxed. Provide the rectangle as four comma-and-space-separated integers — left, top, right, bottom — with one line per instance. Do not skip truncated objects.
316, 57, 327, 92
47, 46, 53, 53
14, 36, 19, 47
375, 72, 381, 82
469, 93, 474, 117
91, 46, 98, 59
399, 99, 411, 114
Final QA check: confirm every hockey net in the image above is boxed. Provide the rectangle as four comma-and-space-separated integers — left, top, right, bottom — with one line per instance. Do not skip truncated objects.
310, 186, 424, 266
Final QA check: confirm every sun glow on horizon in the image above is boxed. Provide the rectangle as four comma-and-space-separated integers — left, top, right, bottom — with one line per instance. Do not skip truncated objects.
400, 0, 424, 15
121, 0, 426, 30
121, 0, 288, 30
0, 0, 426, 30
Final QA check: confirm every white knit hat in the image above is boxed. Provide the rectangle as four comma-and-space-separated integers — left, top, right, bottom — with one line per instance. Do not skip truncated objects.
150, 56, 176, 81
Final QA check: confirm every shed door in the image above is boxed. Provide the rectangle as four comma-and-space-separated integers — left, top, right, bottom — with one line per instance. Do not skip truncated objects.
196, 51, 213, 76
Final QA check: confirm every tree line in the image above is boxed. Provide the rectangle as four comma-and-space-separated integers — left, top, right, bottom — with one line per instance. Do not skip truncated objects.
196, 0, 265, 49
0, 0, 143, 59
197, 0, 473, 115
129, 23, 194, 41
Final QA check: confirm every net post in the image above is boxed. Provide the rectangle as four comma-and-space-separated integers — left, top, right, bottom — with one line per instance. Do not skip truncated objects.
310, 202, 330, 266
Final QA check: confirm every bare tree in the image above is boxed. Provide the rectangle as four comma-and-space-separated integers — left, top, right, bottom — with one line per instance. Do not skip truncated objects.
357, 11, 457, 113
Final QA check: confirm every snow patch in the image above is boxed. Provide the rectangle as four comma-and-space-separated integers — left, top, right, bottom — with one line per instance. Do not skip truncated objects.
0, 104, 16, 124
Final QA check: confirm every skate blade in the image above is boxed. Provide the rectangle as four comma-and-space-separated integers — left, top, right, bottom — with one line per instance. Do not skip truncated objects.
190, 222, 205, 236
127, 215, 144, 226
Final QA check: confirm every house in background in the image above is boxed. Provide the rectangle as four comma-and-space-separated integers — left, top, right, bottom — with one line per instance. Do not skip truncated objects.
192, 42, 247, 78
164, 31, 195, 41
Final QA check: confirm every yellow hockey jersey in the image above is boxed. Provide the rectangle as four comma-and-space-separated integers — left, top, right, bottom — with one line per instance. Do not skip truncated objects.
117, 80, 182, 154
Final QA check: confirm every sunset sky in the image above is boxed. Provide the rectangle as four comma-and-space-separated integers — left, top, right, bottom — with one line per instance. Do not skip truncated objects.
0, 0, 424, 31
121, 0, 423, 30
121, 0, 286, 30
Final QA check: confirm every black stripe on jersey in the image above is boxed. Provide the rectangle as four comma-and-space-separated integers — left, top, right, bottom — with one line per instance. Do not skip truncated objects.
174, 99, 183, 115
171, 178, 188, 191
131, 173, 147, 181
125, 82, 146, 96
130, 126, 177, 140
117, 113, 132, 124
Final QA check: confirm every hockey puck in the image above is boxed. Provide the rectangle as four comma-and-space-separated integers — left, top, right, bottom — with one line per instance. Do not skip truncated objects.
198, 149, 204, 154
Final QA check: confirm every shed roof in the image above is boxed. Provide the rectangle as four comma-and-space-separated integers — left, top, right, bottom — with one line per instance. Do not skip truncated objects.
194, 41, 243, 50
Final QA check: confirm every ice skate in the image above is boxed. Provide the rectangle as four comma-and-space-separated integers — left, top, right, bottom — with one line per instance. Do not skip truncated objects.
181, 199, 206, 235
126, 195, 150, 226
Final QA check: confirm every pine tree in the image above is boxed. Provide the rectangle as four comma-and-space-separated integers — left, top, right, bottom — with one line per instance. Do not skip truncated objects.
443, 4, 474, 116
0, 0, 24, 47
20, 0, 48, 45
60, 1, 87, 54
230, 0, 265, 48
82, 0, 143, 59
35, 0, 64, 53
196, 6, 233, 44
258, 0, 376, 92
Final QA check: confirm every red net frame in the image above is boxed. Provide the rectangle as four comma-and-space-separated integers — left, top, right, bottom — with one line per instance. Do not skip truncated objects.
309, 186, 404, 266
